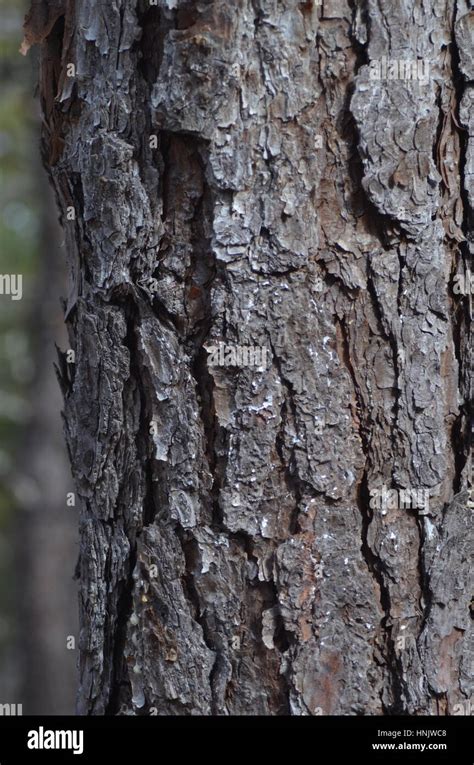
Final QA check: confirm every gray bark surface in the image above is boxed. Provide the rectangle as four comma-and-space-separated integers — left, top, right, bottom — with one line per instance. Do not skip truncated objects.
26, 0, 472, 715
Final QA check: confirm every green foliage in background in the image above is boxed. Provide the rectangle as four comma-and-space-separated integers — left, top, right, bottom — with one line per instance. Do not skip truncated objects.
0, 0, 39, 652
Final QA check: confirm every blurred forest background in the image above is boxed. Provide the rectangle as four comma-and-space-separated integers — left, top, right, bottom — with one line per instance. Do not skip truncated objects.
0, 0, 77, 713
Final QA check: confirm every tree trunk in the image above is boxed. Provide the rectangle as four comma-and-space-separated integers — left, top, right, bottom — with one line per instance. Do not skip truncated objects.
27, 0, 472, 715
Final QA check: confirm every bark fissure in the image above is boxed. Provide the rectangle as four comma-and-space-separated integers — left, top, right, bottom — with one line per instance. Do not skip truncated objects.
336, 312, 404, 710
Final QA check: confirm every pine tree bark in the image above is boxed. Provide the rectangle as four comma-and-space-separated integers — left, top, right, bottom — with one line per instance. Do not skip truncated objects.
27, 0, 472, 715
